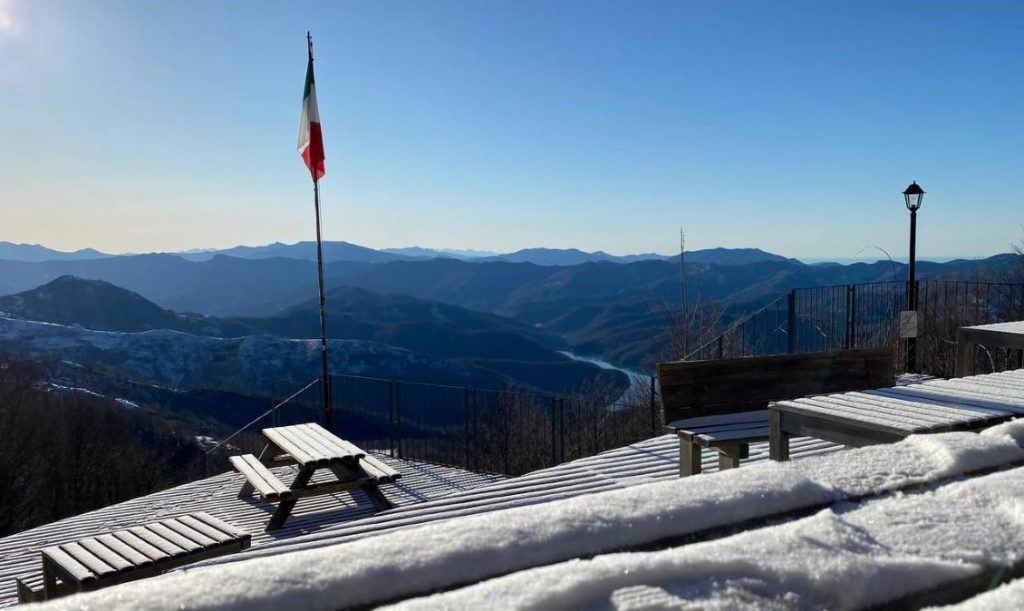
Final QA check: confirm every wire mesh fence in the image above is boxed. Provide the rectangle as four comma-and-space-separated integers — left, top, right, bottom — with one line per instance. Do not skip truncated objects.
684, 280, 1024, 377
206, 374, 661, 478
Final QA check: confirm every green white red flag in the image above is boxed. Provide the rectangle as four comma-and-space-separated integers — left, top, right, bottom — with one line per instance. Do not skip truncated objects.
297, 49, 325, 181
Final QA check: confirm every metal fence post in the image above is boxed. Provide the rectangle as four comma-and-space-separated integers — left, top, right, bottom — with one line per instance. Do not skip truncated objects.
388, 380, 395, 459
649, 375, 658, 435
559, 397, 566, 464
550, 395, 558, 467
844, 284, 854, 349
395, 381, 403, 459
463, 388, 470, 470
787, 290, 796, 354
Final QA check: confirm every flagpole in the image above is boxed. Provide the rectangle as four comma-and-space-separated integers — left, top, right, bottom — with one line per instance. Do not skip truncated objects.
313, 176, 331, 429
308, 31, 332, 430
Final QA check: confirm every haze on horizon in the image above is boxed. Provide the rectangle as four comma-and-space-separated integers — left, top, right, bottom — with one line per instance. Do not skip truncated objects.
1, 1, 1021, 261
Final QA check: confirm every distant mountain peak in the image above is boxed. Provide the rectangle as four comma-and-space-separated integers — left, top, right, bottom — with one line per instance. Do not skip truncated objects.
0, 275, 180, 332
0, 242, 112, 263
173, 240, 411, 264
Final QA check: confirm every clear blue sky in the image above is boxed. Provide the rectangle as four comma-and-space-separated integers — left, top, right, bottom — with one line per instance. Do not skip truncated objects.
1, 1, 1021, 259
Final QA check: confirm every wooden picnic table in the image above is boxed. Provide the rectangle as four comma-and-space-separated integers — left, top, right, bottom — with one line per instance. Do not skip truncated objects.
769, 369, 1024, 461
956, 321, 1024, 377
232, 423, 401, 530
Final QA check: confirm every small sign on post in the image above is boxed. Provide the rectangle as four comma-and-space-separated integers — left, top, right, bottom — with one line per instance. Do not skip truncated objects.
900, 311, 918, 338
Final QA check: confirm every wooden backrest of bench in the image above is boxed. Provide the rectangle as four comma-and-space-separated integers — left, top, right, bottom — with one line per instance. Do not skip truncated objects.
657, 348, 894, 423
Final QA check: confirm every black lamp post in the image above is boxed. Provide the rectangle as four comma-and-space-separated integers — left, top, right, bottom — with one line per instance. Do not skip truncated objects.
903, 181, 925, 372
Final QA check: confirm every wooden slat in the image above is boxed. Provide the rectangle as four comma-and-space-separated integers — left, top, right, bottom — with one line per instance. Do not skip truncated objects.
192, 512, 250, 542
263, 427, 319, 466
42, 546, 96, 583
304, 423, 366, 461
294, 423, 351, 459
16, 577, 44, 603
360, 454, 401, 483
78, 538, 135, 572
772, 400, 916, 435
58, 542, 117, 578
686, 420, 771, 436
95, 534, 153, 567
133, 521, 194, 556
896, 384, 1024, 412
278, 426, 333, 464
667, 410, 769, 431
112, 530, 171, 562
696, 426, 771, 446
159, 519, 218, 549
286, 423, 342, 462
840, 392, 994, 423
793, 396, 954, 429
176, 515, 234, 544
230, 454, 292, 500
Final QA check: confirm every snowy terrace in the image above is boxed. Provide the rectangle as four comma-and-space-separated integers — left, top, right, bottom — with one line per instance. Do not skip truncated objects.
0, 432, 836, 607
9, 416, 1024, 609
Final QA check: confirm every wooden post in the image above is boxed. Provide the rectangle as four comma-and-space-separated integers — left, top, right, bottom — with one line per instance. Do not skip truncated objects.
955, 328, 974, 378
679, 434, 702, 477
717, 445, 744, 470
769, 408, 790, 461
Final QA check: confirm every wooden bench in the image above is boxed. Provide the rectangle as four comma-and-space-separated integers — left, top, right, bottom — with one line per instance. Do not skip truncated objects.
658, 348, 894, 476
15, 512, 249, 603
231, 454, 294, 501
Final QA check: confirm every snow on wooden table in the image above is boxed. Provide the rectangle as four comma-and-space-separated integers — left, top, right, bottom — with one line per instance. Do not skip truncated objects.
769, 369, 1024, 460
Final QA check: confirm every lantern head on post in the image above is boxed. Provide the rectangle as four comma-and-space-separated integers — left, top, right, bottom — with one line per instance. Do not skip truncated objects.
903, 181, 925, 212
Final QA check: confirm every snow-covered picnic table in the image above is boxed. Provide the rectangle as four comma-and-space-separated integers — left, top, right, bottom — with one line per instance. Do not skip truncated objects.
231, 423, 401, 530
955, 320, 1024, 377
769, 369, 1024, 460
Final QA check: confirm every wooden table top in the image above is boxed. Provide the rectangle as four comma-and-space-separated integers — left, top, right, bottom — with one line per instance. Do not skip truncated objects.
770, 369, 1024, 436
262, 423, 365, 468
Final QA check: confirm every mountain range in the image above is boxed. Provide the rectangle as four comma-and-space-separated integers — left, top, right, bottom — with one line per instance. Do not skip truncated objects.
0, 276, 623, 395
0, 242, 111, 262
0, 239, 793, 267
0, 242, 1016, 375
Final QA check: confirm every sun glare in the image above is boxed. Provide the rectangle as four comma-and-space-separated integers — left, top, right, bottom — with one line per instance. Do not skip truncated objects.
0, 0, 19, 38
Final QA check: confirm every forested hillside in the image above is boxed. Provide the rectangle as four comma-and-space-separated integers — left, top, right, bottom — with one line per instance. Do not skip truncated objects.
0, 359, 206, 536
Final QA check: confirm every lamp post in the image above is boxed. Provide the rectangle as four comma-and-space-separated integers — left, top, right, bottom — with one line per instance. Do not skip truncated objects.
903, 181, 925, 373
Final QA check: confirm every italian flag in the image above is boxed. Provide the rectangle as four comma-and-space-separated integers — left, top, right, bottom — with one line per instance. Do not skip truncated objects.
297, 54, 326, 181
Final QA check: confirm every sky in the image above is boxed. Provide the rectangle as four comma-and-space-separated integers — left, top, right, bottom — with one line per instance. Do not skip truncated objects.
1, 1, 1021, 259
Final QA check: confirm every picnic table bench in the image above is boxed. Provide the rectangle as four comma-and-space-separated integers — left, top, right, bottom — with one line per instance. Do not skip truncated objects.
769, 369, 1024, 460
15, 512, 249, 603
232, 423, 401, 530
659, 348, 894, 476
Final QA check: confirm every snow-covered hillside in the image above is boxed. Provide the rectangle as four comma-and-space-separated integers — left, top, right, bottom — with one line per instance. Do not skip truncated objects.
0, 317, 504, 393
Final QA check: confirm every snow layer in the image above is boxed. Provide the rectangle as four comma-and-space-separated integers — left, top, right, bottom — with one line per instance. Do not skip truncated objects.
388, 465, 1024, 610
980, 418, 1024, 447
30, 425, 1024, 611
791, 429, 1024, 496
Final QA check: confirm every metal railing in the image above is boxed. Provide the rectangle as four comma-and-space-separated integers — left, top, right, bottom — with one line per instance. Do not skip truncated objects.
207, 374, 661, 478
686, 279, 1024, 376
